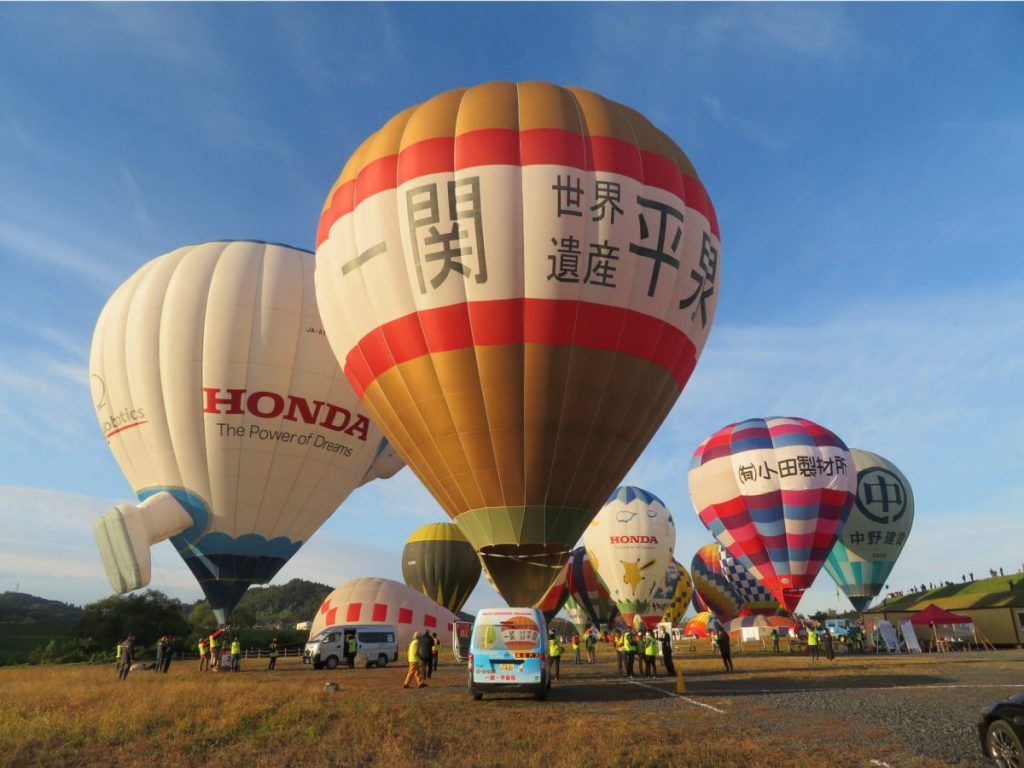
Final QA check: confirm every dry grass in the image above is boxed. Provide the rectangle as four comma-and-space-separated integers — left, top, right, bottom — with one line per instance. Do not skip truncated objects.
2, 648, 1020, 767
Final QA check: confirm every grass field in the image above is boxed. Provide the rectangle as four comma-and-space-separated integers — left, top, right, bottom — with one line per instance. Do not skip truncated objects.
0, 623, 73, 664
2, 644, 1020, 767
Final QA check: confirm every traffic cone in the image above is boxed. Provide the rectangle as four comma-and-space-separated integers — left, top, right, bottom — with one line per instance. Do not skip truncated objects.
676, 669, 685, 693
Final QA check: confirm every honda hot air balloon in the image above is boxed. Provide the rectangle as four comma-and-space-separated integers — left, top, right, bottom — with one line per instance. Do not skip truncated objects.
91, 241, 400, 623
565, 546, 619, 629
690, 543, 743, 622
315, 81, 720, 606
583, 486, 676, 628
823, 449, 914, 611
689, 417, 857, 612
402, 522, 481, 614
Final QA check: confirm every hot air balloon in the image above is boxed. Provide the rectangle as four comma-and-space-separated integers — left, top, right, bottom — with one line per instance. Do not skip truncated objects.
565, 546, 620, 629
90, 241, 398, 623
690, 543, 743, 621
689, 417, 857, 612
314, 81, 720, 606
583, 486, 676, 628
719, 614, 797, 635
481, 553, 570, 623
691, 589, 709, 615
311, 577, 458, 653
718, 548, 781, 616
823, 449, 914, 611
639, 559, 693, 629
563, 596, 591, 633
683, 611, 713, 638
401, 522, 481, 614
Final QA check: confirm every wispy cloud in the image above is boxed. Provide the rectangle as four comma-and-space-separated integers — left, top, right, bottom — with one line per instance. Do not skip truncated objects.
703, 95, 787, 152
0, 216, 125, 287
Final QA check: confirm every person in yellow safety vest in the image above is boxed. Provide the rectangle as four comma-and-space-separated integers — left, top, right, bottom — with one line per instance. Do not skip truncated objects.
807, 627, 820, 661
115, 643, 122, 664
643, 630, 658, 677
268, 638, 280, 670
209, 632, 220, 672
230, 637, 242, 672
548, 631, 563, 682
571, 634, 581, 665
402, 631, 427, 688
198, 638, 210, 672
622, 629, 637, 678
614, 631, 625, 676
345, 632, 357, 669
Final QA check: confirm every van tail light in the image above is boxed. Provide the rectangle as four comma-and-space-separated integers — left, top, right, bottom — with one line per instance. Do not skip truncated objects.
468, 653, 473, 671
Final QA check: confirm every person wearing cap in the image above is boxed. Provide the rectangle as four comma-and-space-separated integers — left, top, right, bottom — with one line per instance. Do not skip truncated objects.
403, 631, 427, 688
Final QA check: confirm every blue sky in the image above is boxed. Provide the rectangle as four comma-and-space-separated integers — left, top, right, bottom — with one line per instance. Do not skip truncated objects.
1, 3, 1022, 617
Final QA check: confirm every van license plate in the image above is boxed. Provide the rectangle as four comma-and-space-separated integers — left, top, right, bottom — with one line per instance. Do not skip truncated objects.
498, 663, 516, 672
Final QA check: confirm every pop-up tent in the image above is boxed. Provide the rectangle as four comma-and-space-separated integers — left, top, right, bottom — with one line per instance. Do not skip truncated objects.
909, 604, 979, 651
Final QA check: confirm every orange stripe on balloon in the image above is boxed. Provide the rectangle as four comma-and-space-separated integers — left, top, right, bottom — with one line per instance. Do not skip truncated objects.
344, 299, 697, 397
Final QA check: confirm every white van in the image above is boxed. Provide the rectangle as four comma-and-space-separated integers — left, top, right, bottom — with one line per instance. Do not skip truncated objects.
468, 607, 549, 701
303, 625, 398, 669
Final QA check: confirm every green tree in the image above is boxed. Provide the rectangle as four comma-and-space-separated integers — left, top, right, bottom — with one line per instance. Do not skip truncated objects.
74, 590, 191, 657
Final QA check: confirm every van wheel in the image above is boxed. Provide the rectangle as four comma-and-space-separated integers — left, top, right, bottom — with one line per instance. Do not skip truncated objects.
473, 692, 483, 701
377, 654, 388, 668
325, 656, 339, 670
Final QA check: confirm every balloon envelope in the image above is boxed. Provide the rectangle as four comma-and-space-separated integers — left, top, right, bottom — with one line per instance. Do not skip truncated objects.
640, 559, 693, 628
311, 577, 458, 653
315, 81, 720, 606
90, 241, 388, 621
683, 611, 713, 638
718, 547, 781, 616
688, 416, 857, 612
402, 522, 482, 614
823, 449, 914, 611
690, 543, 744, 622
565, 547, 620, 628
583, 486, 676, 628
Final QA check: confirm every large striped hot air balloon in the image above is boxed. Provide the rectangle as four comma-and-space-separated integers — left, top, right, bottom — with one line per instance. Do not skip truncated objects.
823, 449, 914, 611
583, 487, 676, 628
690, 543, 743, 622
401, 522, 482, 614
90, 241, 398, 623
689, 417, 857, 612
315, 81, 720, 606
565, 547, 620, 629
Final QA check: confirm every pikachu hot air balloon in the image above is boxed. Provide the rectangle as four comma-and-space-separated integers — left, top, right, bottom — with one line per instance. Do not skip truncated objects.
315, 81, 720, 606
90, 241, 399, 623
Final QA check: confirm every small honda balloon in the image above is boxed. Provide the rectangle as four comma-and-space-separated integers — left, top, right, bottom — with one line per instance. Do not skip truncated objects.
90, 241, 400, 623
689, 417, 857, 612
315, 81, 720, 606
402, 522, 482, 614
583, 486, 676, 629
823, 449, 914, 612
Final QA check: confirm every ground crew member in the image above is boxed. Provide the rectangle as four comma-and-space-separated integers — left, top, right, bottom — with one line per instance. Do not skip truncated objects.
771, 628, 780, 653
117, 634, 135, 681
716, 627, 733, 672
585, 630, 597, 664
643, 630, 657, 677
230, 636, 242, 672
345, 632, 357, 669
660, 629, 675, 676
431, 632, 440, 672
571, 634, 581, 665
622, 629, 637, 678
807, 626, 819, 660
268, 638, 280, 670
402, 631, 427, 688
614, 630, 625, 675
198, 637, 210, 672
548, 631, 563, 682
209, 632, 220, 672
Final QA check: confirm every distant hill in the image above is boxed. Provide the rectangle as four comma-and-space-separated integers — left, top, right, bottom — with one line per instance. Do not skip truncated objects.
220, 578, 334, 627
868, 572, 1024, 613
0, 592, 83, 625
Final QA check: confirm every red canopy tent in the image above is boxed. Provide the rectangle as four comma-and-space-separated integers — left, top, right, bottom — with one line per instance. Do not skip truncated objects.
908, 604, 973, 625
908, 603, 978, 651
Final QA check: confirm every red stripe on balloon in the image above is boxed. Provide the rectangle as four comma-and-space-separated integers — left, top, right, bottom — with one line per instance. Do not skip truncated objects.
316, 129, 719, 248
344, 298, 696, 398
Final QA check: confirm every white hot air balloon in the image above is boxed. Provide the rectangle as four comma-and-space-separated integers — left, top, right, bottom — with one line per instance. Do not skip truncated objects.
310, 577, 459, 653
583, 486, 676, 628
90, 241, 400, 623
